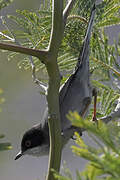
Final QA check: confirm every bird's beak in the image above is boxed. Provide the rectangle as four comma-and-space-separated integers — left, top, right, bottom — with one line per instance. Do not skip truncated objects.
15, 151, 23, 160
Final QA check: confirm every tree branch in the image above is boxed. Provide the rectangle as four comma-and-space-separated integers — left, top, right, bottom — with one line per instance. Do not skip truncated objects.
46, 1, 64, 180
63, 0, 76, 25
99, 98, 120, 123
0, 42, 48, 63
48, 0, 64, 54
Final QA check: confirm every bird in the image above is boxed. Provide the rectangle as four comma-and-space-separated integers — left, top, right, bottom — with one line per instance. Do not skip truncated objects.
15, 4, 96, 160
15, 121, 49, 160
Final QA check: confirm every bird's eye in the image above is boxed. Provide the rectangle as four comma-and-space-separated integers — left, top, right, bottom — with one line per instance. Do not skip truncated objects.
25, 140, 31, 147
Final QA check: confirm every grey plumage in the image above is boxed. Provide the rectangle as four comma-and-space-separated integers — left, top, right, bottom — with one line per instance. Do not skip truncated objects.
60, 4, 96, 133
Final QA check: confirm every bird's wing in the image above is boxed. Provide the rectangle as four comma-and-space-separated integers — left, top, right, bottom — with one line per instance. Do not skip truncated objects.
59, 4, 96, 130
59, 4, 96, 104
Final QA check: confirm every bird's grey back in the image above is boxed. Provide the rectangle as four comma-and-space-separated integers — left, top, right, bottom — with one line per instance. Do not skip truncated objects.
59, 5, 96, 131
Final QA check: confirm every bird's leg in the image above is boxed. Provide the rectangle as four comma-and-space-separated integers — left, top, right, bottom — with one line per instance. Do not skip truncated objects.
92, 88, 98, 124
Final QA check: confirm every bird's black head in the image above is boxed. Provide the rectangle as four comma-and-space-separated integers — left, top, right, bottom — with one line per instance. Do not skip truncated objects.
15, 124, 49, 160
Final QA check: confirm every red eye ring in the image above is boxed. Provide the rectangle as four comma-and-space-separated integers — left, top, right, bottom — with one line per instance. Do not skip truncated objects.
25, 140, 31, 147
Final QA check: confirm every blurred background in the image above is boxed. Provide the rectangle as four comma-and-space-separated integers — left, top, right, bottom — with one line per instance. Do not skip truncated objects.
0, 0, 120, 180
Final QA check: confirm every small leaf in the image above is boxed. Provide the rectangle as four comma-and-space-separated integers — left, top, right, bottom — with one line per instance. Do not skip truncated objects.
0, 143, 12, 151
0, 0, 13, 10
0, 97, 5, 104
0, 134, 5, 139
0, 88, 3, 94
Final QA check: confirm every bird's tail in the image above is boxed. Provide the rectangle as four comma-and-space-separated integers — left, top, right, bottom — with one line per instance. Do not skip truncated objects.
76, 4, 96, 68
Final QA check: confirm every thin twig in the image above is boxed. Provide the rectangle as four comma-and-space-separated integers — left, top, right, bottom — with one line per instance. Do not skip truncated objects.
0, 16, 47, 92
92, 57, 120, 77
100, 114, 117, 124
67, 15, 88, 24
0, 32, 15, 41
0, 16, 16, 42
63, 0, 76, 25
99, 98, 120, 123
29, 56, 47, 92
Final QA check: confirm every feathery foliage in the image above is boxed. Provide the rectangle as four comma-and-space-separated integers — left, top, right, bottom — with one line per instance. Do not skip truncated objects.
0, 0, 13, 10
54, 112, 120, 180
